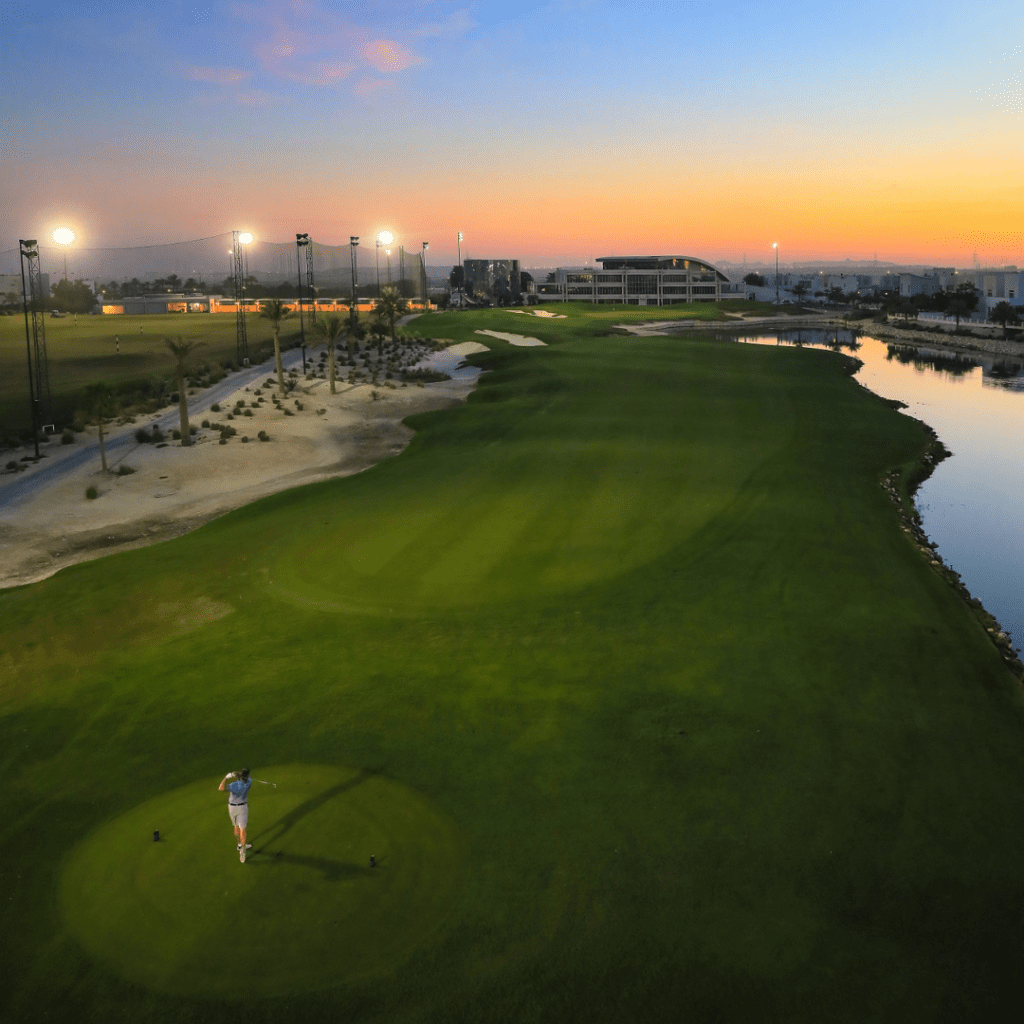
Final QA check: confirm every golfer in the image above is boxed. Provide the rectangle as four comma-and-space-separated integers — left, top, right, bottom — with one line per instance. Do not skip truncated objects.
219, 768, 253, 862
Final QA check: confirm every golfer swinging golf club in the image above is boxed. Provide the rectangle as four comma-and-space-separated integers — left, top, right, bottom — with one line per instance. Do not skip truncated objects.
219, 768, 252, 862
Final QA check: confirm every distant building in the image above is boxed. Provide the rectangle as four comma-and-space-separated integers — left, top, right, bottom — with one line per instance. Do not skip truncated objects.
0, 272, 51, 303
463, 259, 522, 301
534, 255, 733, 305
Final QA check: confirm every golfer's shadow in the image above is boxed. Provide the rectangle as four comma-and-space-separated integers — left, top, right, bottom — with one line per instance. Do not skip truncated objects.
249, 770, 375, 878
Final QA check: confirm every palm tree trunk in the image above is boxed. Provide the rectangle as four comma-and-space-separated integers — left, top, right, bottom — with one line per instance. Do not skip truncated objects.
328, 341, 336, 395
177, 367, 191, 446
97, 418, 108, 473
273, 325, 285, 393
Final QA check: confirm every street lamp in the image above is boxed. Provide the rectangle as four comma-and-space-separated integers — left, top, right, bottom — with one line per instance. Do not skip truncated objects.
773, 242, 780, 305
457, 231, 463, 307
19, 239, 41, 460
421, 242, 429, 310
52, 227, 74, 281
349, 237, 360, 328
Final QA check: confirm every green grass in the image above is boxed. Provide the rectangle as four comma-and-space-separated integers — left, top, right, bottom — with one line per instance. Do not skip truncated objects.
0, 313, 302, 438
2, 311, 1024, 1023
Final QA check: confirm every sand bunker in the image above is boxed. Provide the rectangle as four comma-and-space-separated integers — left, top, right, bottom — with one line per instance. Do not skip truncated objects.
508, 309, 567, 319
0, 370, 480, 588
475, 330, 547, 347
445, 341, 491, 355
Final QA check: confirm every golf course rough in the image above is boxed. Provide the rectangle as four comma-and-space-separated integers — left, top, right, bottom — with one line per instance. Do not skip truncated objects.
59, 765, 464, 998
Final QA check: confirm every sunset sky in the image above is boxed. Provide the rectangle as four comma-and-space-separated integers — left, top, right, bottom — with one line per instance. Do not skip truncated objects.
2, 0, 1022, 267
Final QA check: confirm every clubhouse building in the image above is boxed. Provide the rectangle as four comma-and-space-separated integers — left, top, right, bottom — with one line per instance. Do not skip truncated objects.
533, 255, 737, 305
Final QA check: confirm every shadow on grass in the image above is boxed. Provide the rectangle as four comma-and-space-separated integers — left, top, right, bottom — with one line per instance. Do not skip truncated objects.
253, 850, 375, 881
248, 769, 373, 854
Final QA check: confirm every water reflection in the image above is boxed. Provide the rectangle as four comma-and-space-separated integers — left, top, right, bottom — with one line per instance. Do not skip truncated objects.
729, 329, 1024, 648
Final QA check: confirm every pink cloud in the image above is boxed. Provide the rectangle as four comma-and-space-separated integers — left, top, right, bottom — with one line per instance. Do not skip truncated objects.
187, 65, 252, 85
361, 39, 423, 74
282, 60, 355, 86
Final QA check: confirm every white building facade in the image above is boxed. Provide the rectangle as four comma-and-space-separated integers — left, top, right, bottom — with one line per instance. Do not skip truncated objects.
533, 256, 735, 305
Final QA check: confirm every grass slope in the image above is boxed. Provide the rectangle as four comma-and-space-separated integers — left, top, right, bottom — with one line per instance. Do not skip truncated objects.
2, 313, 1023, 1023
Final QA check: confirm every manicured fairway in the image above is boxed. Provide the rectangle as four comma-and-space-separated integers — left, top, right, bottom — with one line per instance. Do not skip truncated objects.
3, 312, 1024, 1023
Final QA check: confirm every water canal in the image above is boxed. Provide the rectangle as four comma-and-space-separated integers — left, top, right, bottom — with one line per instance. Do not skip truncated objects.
735, 329, 1024, 651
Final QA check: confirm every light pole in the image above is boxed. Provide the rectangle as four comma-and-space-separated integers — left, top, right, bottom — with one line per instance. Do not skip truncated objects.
349, 237, 360, 329
376, 231, 393, 297
457, 231, 463, 307
421, 242, 429, 310
296, 233, 309, 373
19, 239, 41, 460
52, 227, 74, 282
773, 242, 780, 305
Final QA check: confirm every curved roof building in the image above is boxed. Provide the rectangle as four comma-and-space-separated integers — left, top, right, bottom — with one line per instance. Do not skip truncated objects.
535, 255, 735, 305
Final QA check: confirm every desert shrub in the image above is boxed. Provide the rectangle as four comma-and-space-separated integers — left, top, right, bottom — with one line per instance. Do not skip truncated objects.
295, 402, 303, 410
135, 426, 164, 444
172, 430, 181, 439
170, 393, 179, 403
85, 486, 98, 499
61, 429, 75, 444
116, 465, 135, 476
284, 408, 294, 416
404, 369, 451, 383
219, 438, 227, 445
227, 413, 234, 420
244, 409, 253, 417
71, 421, 85, 433
241, 436, 249, 443
316, 409, 326, 415
201, 419, 210, 428
254, 389, 262, 396
371, 390, 381, 401
6, 460, 19, 472
258, 431, 269, 442
210, 402, 220, 412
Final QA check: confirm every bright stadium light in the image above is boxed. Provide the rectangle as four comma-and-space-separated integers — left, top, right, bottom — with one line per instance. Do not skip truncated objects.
377, 230, 394, 246
52, 227, 75, 280
239, 232, 253, 244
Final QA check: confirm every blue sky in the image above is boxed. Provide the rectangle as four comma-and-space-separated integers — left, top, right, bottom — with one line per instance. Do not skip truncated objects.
2, 1, 1022, 264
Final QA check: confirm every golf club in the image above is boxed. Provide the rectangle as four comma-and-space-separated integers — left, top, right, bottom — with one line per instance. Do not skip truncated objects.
256, 779, 277, 788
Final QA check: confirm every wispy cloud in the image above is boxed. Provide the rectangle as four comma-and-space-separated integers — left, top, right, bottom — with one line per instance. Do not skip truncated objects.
354, 76, 396, 97
230, 0, 426, 89
361, 39, 423, 74
187, 65, 252, 85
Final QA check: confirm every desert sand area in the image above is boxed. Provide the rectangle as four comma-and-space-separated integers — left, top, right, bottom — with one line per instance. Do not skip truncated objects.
0, 342, 489, 589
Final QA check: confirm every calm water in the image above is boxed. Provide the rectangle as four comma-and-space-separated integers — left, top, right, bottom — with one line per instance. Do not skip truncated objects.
733, 329, 1024, 648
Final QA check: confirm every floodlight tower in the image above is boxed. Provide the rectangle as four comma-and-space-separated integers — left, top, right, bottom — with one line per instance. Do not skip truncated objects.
349, 237, 360, 328
773, 242, 780, 305
296, 233, 310, 373
19, 239, 51, 457
233, 231, 250, 365
421, 242, 430, 310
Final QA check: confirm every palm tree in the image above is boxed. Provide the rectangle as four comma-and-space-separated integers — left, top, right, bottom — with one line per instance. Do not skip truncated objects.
373, 285, 409, 346
311, 315, 344, 394
989, 300, 1020, 339
259, 298, 292, 393
163, 336, 205, 446
83, 381, 119, 473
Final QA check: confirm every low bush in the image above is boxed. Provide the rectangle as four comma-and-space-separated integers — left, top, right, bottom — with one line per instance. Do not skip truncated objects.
172, 430, 181, 439
219, 438, 228, 445
258, 431, 269, 442
201, 419, 210, 428
135, 426, 165, 444
61, 429, 75, 445
210, 403, 220, 412
284, 408, 294, 416
85, 486, 98, 499
116, 465, 135, 476
5, 460, 20, 472
244, 409, 253, 417
241, 436, 249, 443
